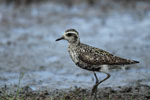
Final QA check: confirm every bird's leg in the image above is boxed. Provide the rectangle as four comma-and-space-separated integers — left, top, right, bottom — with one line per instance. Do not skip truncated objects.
97, 71, 110, 85
91, 72, 98, 96
91, 72, 99, 100
91, 71, 111, 100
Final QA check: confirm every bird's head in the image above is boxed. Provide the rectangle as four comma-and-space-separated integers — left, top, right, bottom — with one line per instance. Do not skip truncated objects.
56, 29, 80, 44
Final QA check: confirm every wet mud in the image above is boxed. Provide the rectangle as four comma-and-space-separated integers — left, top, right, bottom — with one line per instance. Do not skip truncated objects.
1, 84, 150, 100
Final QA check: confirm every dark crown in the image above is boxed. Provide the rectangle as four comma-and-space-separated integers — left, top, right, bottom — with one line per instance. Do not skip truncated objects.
65, 29, 78, 35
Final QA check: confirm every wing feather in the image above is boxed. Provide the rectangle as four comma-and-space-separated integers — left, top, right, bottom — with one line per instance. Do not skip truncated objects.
78, 45, 138, 65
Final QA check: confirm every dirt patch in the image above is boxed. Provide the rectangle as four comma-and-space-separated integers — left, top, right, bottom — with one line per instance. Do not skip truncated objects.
0, 84, 150, 100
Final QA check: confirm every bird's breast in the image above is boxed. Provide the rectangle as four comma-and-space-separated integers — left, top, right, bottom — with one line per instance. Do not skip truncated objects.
68, 47, 79, 64
68, 46, 92, 70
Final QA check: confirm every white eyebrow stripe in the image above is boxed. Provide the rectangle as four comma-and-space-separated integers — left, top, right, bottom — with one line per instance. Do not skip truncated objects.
66, 31, 77, 34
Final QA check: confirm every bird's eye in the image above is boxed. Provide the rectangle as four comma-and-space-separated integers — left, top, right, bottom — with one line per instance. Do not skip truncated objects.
66, 33, 72, 37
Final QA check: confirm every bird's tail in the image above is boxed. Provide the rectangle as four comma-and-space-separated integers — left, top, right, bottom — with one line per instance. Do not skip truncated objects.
128, 60, 139, 64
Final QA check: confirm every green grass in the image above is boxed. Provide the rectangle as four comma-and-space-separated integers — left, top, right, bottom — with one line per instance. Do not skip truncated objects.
0, 72, 24, 100
14, 72, 24, 100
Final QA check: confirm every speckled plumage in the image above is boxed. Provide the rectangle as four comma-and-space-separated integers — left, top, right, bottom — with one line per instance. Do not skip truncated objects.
56, 29, 139, 71
56, 29, 139, 99
68, 42, 139, 71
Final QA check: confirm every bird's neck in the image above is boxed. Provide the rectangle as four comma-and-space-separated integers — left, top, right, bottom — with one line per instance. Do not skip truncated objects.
69, 41, 80, 47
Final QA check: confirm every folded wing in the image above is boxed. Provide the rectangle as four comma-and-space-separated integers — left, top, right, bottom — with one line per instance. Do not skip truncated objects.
79, 47, 139, 65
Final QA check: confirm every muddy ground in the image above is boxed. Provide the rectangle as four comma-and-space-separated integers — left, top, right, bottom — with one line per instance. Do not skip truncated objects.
1, 84, 150, 100
0, 0, 150, 100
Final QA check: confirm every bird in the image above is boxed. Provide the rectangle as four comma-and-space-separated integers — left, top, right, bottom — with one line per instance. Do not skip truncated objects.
56, 29, 139, 100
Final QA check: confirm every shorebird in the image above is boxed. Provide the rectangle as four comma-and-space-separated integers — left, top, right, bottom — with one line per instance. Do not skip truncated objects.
56, 29, 139, 99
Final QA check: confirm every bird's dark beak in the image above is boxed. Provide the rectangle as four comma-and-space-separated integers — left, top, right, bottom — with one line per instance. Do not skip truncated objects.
56, 36, 64, 41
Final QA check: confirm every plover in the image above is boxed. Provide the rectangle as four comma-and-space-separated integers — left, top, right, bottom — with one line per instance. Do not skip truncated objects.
56, 29, 139, 99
